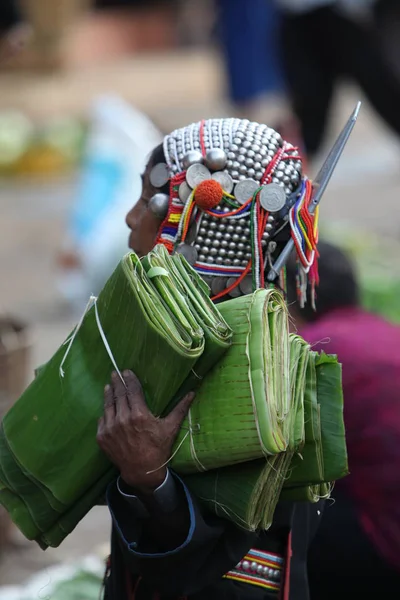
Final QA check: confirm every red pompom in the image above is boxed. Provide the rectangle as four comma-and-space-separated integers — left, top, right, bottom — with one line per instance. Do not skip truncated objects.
194, 179, 224, 210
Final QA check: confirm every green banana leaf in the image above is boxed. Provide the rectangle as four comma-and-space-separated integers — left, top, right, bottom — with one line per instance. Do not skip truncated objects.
171, 288, 291, 474
0, 248, 232, 546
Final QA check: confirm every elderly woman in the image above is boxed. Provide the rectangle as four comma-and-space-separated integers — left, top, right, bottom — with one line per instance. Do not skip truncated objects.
97, 116, 352, 600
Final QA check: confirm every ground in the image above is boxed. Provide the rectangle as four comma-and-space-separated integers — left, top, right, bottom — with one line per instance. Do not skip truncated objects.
0, 49, 399, 585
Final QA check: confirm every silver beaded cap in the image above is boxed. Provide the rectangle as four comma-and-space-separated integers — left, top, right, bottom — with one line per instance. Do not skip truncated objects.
159, 118, 303, 297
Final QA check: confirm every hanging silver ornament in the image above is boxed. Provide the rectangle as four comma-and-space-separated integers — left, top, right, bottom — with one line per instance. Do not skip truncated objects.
182, 150, 204, 170
211, 277, 228, 295
150, 163, 170, 188
205, 148, 227, 171
186, 221, 199, 245
148, 193, 170, 219
259, 183, 287, 213
175, 243, 198, 265
239, 275, 253, 295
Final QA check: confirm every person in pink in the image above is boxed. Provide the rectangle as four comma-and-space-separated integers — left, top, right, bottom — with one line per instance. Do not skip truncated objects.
286, 240, 400, 598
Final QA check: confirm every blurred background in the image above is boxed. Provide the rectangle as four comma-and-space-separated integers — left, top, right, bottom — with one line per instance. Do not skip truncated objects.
0, 0, 400, 597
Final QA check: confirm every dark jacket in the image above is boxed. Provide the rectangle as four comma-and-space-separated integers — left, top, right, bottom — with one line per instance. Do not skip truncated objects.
104, 474, 323, 600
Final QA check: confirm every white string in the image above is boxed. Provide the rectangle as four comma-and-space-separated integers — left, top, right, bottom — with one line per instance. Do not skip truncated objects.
188, 409, 207, 472
59, 295, 126, 388
93, 299, 126, 388
59, 295, 96, 377
146, 430, 190, 474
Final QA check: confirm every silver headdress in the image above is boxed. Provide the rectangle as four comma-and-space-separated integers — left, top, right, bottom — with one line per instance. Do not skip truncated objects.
148, 107, 360, 301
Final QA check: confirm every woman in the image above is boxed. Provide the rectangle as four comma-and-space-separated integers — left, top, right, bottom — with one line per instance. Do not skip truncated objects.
96, 116, 351, 599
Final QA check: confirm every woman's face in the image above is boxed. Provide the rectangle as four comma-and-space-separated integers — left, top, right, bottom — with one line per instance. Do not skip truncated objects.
126, 161, 162, 257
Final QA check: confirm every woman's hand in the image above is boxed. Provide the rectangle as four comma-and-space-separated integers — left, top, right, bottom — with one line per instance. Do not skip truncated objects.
96, 370, 195, 493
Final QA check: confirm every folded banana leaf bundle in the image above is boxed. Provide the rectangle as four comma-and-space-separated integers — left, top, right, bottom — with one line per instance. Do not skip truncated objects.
183, 343, 347, 531
0, 246, 232, 548
171, 288, 291, 473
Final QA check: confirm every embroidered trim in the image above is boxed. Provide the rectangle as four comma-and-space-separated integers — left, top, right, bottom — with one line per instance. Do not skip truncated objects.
223, 548, 283, 592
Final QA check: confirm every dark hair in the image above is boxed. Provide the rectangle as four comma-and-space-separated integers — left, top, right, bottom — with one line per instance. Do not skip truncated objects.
286, 240, 359, 322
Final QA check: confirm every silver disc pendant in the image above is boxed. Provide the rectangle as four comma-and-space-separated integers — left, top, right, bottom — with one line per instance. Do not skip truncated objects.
148, 193, 170, 219
186, 221, 199, 245
259, 183, 287, 213
175, 243, 198, 265
178, 181, 192, 203
150, 163, 170, 188
234, 179, 259, 205
227, 277, 241, 298
186, 164, 211, 189
205, 148, 227, 172
211, 277, 228, 295
182, 150, 204, 170
212, 171, 234, 194
239, 274, 253, 295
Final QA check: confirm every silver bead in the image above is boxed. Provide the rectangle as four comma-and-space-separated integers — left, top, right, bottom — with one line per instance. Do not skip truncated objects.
231, 170, 239, 180
233, 258, 241, 267
245, 157, 254, 168
238, 174, 246, 181
148, 193, 170, 219
232, 161, 240, 169
225, 258, 232, 266
242, 561, 250, 572
266, 223, 274, 231
231, 144, 239, 152
273, 570, 281, 580
236, 561, 242, 570
227, 224, 235, 234
219, 248, 227, 257
219, 223, 226, 231
247, 150, 255, 159
221, 239, 228, 248
227, 250, 235, 258
202, 246, 209, 254
247, 168, 255, 178
227, 152, 236, 160
232, 234, 240, 242
238, 219, 247, 226
209, 221, 217, 230
239, 164, 247, 174
237, 242, 245, 250
206, 256, 215, 264
254, 153, 262, 162
216, 256, 224, 265
181, 150, 204, 170
268, 215, 275, 223
250, 562, 258, 572
239, 147, 247, 155
262, 566, 269, 577
212, 239, 220, 248
215, 230, 223, 240
205, 148, 227, 171
237, 251, 244, 259
210, 247, 218, 256
243, 140, 251, 149
244, 227, 250, 236
196, 235, 204, 244
255, 171, 264, 180
198, 254, 206, 262
228, 242, 236, 250
251, 144, 260, 153
257, 565, 264, 575
237, 154, 246, 163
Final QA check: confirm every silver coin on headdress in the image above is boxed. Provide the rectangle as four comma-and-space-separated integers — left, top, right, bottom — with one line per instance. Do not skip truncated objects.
186, 221, 199, 245
227, 277, 242, 298
182, 150, 204, 170
186, 163, 211, 189
239, 275, 253, 295
148, 193, 169, 219
205, 148, 227, 172
211, 277, 228, 296
259, 183, 287, 213
212, 171, 234, 194
150, 163, 169, 188
234, 178, 259, 205
179, 181, 192, 203
175, 243, 198, 265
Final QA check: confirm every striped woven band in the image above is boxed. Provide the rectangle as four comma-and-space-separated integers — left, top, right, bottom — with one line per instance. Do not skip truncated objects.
224, 548, 284, 592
